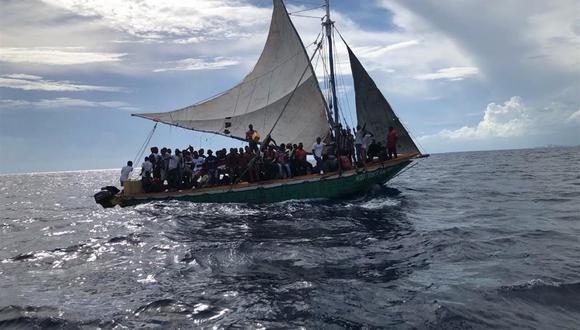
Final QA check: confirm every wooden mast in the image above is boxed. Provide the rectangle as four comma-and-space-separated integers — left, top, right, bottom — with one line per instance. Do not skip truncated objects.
323, 0, 340, 139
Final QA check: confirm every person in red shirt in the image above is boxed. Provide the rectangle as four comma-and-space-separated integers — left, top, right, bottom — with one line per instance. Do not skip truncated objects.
387, 126, 398, 159
294, 142, 311, 175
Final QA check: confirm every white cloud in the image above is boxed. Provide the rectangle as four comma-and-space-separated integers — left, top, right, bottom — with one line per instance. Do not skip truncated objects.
355, 40, 420, 58
433, 97, 530, 139
2, 74, 43, 80
38, 0, 271, 43
0, 47, 126, 65
382, 0, 580, 91
522, 2, 580, 71
415, 67, 479, 81
0, 98, 137, 111
374, 0, 579, 151
0, 74, 124, 92
569, 110, 580, 124
153, 57, 240, 73
323, 3, 479, 97
418, 96, 580, 145
0, 0, 577, 154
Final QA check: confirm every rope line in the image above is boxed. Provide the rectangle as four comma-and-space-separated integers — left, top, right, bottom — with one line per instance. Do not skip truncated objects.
332, 28, 355, 129
264, 39, 323, 141
288, 5, 325, 15
334, 25, 426, 155
288, 14, 323, 19
131, 123, 158, 176
390, 161, 418, 181
230, 38, 324, 188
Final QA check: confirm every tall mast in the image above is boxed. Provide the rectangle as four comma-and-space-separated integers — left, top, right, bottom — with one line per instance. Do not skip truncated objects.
323, 0, 339, 133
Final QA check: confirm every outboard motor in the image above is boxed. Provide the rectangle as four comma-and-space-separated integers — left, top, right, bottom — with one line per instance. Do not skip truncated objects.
94, 186, 120, 208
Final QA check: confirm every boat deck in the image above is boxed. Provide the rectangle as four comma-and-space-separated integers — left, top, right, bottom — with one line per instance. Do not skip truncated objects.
122, 152, 420, 199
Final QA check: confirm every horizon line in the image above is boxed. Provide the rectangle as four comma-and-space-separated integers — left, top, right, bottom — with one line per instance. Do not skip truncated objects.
1, 144, 577, 176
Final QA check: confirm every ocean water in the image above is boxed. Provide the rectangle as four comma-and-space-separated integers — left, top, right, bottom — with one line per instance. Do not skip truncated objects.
1, 147, 579, 329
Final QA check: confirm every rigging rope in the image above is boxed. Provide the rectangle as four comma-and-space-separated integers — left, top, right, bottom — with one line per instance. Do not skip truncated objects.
330, 28, 349, 129
288, 14, 323, 19
288, 5, 325, 15
264, 39, 323, 142
230, 37, 324, 187
319, 37, 331, 110
333, 25, 426, 155
332, 28, 355, 129
315, 27, 334, 128
390, 161, 418, 181
132, 123, 158, 169
286, 0, 324, 5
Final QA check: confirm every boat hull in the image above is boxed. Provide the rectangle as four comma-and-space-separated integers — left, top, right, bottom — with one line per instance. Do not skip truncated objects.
113, 156, 414, 207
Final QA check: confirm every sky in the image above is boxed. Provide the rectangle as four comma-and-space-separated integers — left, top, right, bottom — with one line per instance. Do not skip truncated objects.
0, 0, 579, 173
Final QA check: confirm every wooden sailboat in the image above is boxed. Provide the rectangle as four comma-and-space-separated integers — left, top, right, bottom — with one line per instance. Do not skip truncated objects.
95, 0, 422, 208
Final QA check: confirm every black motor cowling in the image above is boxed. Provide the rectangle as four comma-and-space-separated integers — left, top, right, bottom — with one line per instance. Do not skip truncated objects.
94, 186, 120, 208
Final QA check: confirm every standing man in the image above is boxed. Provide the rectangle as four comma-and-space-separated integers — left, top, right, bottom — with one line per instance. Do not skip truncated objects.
361, 130, 374, 165
148, 147, 160, 179
387, 126, 398, 159
204, 149, 218, 185
141, 156, 153, 178
354, 125, 364, 166
167, 149, 180, 190
161, 148, 170, 184
246, 124, 260, 154
140, 157, 153, 192
120, 161, 133, 187
312, 137, 324, 174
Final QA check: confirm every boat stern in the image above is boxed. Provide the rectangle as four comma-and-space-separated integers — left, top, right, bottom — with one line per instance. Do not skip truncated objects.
94, 186, 121, 208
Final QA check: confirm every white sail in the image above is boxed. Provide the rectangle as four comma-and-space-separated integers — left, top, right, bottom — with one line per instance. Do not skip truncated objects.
134, 0, 330, 146
347, 45, 420, 154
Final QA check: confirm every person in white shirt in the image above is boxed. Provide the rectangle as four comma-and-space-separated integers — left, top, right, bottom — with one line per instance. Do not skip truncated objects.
140, 157, 153, 192
193, 152, 205, 173
167, 149, 181, 189
312, 137, 324, 174
191, 151, 205, 188
354, 125, 364, 165
141, 157, 153, 178
361, 131, 374, 166
120, 161, 133, 187
148, 147, 159, 179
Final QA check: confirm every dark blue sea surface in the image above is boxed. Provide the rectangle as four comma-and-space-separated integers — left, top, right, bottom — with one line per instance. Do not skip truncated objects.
1, 147, 579, 329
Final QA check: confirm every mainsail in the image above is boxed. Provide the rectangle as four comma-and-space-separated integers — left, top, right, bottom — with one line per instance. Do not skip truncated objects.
133, 0, 330, 146
346, 45, 420, 154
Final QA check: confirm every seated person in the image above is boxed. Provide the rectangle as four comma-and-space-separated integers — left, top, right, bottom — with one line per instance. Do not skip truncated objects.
293, 143, 311, 175
339, 153, 353, 170
262, 146, 278, 180
242, 146, 259, 182
322, 153, 338, 173
367, 139, 380, 161
197, 171, 209, 188
275, 144, 292, 179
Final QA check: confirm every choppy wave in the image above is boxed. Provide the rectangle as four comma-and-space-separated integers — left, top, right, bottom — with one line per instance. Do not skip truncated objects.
0, 147, 579, 328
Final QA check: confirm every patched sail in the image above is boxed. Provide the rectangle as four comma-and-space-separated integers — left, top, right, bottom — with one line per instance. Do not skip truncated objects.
347, 46, 420, 154
133, 0, 330, 146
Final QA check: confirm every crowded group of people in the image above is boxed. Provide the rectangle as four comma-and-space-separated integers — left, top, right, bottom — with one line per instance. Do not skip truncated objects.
119, 124, 399, 192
